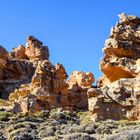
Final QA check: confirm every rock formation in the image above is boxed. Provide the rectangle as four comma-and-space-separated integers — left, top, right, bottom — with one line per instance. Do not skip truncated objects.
67, 71, 94, 110
1, 13, 140, 122
99, 13, 140, 85
0, 45, 8, 67
89, 13, 140, 121
0, 36, 94, 114
25, 36, 49, 61
9, 45, 28, 59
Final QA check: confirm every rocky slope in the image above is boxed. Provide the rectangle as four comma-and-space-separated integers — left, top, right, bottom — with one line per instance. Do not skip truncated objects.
0, 109, 139, 140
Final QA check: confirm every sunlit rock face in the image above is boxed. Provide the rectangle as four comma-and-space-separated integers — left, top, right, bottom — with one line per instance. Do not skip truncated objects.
89, 13, 140, 121
66, 71, 94, 110
29, 60, 69, 110
9, 45, 28, 59
68, 71, 94, 88
89, 77, 140, 121
99, 13, 140, 85
0, 36, 94, 114
25, 36, 49, 61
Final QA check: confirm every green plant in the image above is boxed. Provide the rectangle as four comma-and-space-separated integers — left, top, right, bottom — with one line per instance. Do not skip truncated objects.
17, 112, 27, 118
77, 111, 93, 124
0, 111, 13, 121
50, 108, 59, 114
34, 110, 49, 118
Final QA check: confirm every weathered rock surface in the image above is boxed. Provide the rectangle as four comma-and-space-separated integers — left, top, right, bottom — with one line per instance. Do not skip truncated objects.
29, 60, 69, 111
0, 36, 94, 114
68, 71, 94, 88
0, 59, 34, 99
89, 13, 140, 121
66, 71, 94, 110
25, 36, 49, 60
9, 45, 28, 59
89, 77, 140, 121
100, 13, 140, 84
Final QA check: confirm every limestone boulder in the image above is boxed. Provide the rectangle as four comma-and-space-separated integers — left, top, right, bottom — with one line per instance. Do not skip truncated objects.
67, 71, 95, 110
12, 94, 42, 114
68, 71, 94, 88
67, 85, 88, 110
25, 36, 49, 60
90, 13, 140, 121
111, 13, 140, 43
30, 60, 68, 109
99, 13, 140, 86
9, 45, 28, 59
89, 77, 140, 121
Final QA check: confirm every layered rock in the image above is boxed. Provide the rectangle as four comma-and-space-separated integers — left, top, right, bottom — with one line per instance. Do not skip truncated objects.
89, 13, 140, 121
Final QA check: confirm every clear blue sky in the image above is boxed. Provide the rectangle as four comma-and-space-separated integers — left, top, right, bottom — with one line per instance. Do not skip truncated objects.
0, 1, 140, 82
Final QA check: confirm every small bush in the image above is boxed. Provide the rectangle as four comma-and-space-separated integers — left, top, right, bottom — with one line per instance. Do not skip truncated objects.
50, 108, 60, 114
0, 111, 13, 121
34, 110, 49, 118
17, 112, 27, 118
77, 111, 93, 125
116, 119, 136, 126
